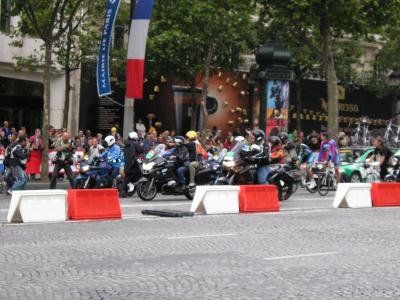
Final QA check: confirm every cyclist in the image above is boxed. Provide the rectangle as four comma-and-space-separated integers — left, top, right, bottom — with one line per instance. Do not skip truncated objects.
367, 137, 392, 180
294, 137, 315, 185
318, 132, 340, 185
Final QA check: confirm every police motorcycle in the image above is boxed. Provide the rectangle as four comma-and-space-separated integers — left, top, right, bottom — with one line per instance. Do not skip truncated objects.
136, 144, 194, 201
384, 154, 400, 182
216, 138, 295, 201
216, 140, 258, 185
73, 155, 114, 189
195, 147, 227, 185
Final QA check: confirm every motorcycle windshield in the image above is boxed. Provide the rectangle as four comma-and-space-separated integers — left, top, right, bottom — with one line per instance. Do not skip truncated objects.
145, 144, 167, 162
225, 142, 245, 161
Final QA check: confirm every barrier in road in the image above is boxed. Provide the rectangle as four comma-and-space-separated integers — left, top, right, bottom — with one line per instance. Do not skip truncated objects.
333, 183, 372, 208
371, 182, 400, 207
7, 190, 67, 223
190, 186, 240, 214
67, 189, 121, 220
239, 185, 280, 213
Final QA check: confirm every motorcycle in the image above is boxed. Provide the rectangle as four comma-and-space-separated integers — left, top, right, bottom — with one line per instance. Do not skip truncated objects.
216, 142, 295, 200
136, 145, 194, 201
73, 156, 114, 189
385, 155, 400, 182
195, 148, 227, 185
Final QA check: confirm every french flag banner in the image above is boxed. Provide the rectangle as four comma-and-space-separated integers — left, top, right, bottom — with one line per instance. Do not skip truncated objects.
97, 0, 121, 97
126, 0, 155, 99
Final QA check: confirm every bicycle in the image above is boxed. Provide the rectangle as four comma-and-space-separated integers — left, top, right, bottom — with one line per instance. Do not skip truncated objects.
383, 119, 400, 148
316, 163, 337, 196
362, 161, 381, 183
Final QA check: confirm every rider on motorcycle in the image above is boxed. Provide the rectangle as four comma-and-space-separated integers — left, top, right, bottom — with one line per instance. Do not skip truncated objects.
186, 131, 206, 187
242, 129, 271, 184
279, 132, 298, 164
101, 135, 122, 179
170, 136, 190, 192
121, 131, 144, 196
270, 136, 286, 164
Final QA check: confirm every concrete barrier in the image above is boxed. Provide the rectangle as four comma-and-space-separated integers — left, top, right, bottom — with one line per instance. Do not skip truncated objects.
333, 183, 372, 208
7, 190, 67, 223
190, 186, 240, 214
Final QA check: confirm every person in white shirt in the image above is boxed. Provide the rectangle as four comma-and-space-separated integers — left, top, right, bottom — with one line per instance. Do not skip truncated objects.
135, 119, 146, 138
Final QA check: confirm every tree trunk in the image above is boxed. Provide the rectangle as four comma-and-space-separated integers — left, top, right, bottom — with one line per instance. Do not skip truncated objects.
63, 24, 73, 129
295, 78, 302, 132
199, 42, 215, 132
190, 82, 197, 131
62, 68, 71, 129
321, 12, 339, 139
41, 42, 52, 182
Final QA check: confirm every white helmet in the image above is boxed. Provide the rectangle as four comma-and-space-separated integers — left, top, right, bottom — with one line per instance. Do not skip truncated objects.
128, 131, 138, 140
105, 135, 116, 147
235, 136, 245, 143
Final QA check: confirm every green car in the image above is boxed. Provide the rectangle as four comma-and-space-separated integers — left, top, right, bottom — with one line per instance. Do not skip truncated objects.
338, 147, 375, 183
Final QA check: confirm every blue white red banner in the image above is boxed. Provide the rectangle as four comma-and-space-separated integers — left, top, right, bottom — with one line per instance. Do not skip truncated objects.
126, 0, 155, 99
97, 0, 121, 97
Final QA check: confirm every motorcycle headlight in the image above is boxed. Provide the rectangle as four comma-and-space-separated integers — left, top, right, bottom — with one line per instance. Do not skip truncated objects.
317, 164, 324, 170
223, 161, 235, 169
392, 157, 398, 167
143, 162, 155, 171
80, 165, 90, 173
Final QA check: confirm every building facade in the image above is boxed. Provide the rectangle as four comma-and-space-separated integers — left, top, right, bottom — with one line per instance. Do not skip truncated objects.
0, 1, 80, 134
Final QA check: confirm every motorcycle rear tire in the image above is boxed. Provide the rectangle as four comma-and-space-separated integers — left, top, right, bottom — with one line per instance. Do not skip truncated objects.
73, 179, 87, 189
184, 190, 194, 200
278, 182, 293, 201
137, 181, 157, 201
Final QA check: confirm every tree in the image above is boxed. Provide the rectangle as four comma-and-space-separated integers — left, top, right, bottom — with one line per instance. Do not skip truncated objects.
146, 0, 257, 131
13, 0, 87, 180
258, 0, 400, 138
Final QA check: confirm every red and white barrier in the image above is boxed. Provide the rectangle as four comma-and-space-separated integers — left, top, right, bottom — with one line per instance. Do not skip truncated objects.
67, 189, 122, 220
333, 183, 372, 208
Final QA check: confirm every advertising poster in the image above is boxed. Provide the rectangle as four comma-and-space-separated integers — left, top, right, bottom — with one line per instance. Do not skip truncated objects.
266, 80, 290, 136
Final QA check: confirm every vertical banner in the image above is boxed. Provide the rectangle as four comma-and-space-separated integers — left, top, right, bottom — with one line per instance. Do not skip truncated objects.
97, 0, 121, 97
266, 80, 290, 136
126, 0, 155, 99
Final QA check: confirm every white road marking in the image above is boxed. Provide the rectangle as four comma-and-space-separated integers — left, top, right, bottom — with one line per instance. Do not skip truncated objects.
167, 233, 237, 240
264, 251, 338, 261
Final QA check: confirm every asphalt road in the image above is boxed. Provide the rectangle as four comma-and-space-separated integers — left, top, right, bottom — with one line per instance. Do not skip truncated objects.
1, 183, 400, 299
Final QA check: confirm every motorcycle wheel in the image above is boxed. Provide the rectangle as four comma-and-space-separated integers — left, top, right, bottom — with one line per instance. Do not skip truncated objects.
278, 181, 293, 201
73, 179, 87, 189
184, 188, 195, 200
137, 181, 157, 201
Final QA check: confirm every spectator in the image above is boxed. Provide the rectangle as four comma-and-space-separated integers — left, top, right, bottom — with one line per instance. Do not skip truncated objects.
88, 137, 103, 162
110, 127, 121, 140
136, 119, 146, 138
29, 129, 44, 153
7, 136, 28, 194
50, 132, 75, 189
1, 121, 11, 138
